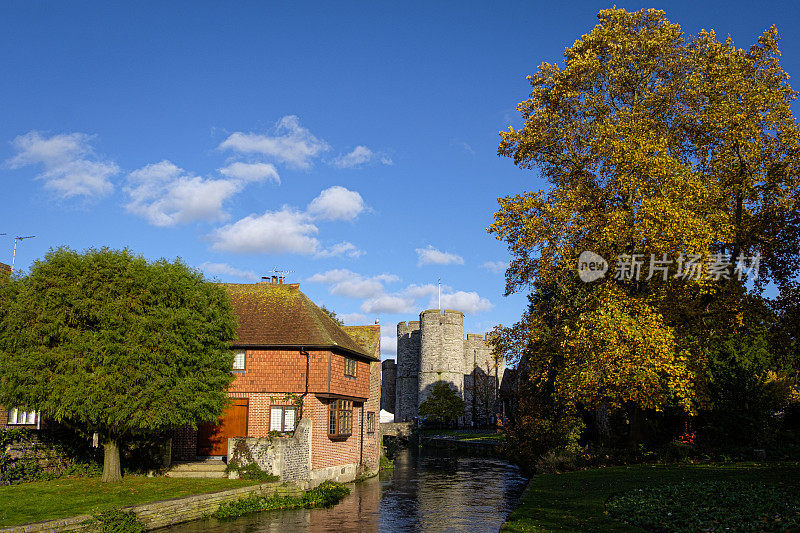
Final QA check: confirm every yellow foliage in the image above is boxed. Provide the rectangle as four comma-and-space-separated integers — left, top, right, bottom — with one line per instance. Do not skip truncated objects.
490, 8, 800, 416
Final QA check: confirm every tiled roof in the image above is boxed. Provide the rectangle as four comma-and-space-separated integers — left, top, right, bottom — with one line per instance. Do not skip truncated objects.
0, 263, 10, 274
222, 282, 377, 360
342, 325, 381, 360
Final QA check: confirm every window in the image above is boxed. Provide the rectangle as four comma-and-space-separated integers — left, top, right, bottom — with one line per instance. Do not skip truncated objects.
366, 411, 375, 434
328, 399, 353, 438
344, 357, 357, 377
7, 408, 36, 425
232, 349, 245, 371
270, 406, 297, 433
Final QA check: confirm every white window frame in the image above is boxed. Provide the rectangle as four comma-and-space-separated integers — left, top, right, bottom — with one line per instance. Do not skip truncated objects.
270, 406, 297, 433
7, 408, 37, 425
232, 349, 246, 371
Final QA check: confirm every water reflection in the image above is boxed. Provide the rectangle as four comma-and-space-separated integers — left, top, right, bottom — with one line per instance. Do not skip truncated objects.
163, 448, 527, 533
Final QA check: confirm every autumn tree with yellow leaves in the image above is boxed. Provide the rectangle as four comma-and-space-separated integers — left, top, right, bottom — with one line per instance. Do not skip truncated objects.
491, 8, 800, 448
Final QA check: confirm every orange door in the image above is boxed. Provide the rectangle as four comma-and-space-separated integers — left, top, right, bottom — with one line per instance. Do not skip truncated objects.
197, 398, 248, 456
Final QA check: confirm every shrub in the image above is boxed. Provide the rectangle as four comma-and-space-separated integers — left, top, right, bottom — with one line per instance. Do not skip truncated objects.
89, 509, 145, 533
0, 426, 101, 484
499, 409, 585, 474
225, 461, 279, 483
379, 454, 394, 470
214, 481, 350, 519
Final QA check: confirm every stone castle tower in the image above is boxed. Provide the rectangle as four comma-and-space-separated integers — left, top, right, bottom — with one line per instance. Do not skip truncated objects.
384, 309, 504, 425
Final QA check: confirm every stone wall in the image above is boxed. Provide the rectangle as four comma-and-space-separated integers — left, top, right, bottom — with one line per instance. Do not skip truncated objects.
380, 359, 396, 414
418, 310, 465, 407
227, 418, 311, 482
394, 312, 502, 427
0, 481, 307, 533
395, 321, 420, 422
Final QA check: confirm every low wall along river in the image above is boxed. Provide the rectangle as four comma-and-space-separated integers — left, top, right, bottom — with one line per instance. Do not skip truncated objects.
164, 447, 528, 533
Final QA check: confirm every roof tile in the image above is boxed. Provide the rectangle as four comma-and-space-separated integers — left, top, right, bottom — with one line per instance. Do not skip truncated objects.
222, 283, 377, 361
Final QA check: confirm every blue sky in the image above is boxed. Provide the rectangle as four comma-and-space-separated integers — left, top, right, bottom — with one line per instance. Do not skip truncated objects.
2, 1, 799, 359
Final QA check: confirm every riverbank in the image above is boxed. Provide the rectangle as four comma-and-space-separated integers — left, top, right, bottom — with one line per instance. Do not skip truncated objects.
162, 447, 528, 532
0, 476, 256, 527
501, 462, 800, 532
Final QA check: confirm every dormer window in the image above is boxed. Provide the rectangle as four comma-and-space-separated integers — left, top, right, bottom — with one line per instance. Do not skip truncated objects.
232, 349, 246, 371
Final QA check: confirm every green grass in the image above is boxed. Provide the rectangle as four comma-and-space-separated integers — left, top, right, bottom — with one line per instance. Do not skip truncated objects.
0, 476, 257, 527
421, 429, 504, 442
501, 462, 800, 532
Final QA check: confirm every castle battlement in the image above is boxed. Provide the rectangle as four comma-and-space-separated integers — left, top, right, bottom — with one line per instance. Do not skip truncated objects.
387, 310, 505, 425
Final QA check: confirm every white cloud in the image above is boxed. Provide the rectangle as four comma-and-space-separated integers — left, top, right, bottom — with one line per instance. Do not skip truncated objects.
340, 312, 368, 325
481, 260, 509, 274
430, 291, 494, 314
219, 161, 280, 183
307, 186, 365, 221
374, 273, 400, 283
331, 278, 385, 299
403, 283, 441, 299
361, 294, 416, 314
315, 241, 365, 258
218, 115, 330, 169
330, 146, 393, 168
7, 131, 118, 198
415, 245, 465, 266
307, 269, 358, 284
380, 335, 397, 356
308, 269, 394, 299
210, 207, 320, 254
125, 161, 241, 227
199, 262, 259, 281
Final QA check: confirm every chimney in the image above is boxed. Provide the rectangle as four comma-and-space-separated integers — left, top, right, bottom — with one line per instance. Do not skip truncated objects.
279, 276, 285, 284
271, 275, 278, 284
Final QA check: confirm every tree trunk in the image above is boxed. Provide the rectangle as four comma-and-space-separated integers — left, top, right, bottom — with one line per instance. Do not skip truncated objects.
596, 403, 611, 444
627, 406, 645, 447
101, 438, 123, 483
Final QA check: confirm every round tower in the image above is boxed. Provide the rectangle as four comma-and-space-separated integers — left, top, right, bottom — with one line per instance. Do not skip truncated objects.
418, 309, 465, 408
395, 321, 420, 422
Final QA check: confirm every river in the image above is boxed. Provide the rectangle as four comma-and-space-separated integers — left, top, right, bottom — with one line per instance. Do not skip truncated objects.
162, 447, 528, 532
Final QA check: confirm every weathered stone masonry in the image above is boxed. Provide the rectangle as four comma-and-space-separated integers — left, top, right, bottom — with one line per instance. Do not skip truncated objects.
387, 309, 505, 424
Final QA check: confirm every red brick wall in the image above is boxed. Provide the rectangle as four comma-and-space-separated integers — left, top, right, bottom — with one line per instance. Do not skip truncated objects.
229, 348, 370, 399
172, 345, 380, 470
306, 394, 361, 469
362, 359, 382, 472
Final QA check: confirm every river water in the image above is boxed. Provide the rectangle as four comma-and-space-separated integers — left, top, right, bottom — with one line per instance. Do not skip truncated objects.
163, 447, 528, 533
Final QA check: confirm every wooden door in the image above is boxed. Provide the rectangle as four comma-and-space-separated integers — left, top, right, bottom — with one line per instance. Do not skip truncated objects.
197, 398, 248, 456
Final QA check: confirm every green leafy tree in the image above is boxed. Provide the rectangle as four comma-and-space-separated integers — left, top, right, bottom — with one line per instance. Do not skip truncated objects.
0, 248, 239, 483
418, 381, 465, 426
319, 305, 344, 326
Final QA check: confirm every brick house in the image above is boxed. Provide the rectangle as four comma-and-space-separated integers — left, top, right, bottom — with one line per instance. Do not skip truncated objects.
172, 279, 382, 482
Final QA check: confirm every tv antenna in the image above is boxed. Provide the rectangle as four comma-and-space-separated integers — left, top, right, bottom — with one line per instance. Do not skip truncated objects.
11, 235, 36, 273
261, 267, 295, 283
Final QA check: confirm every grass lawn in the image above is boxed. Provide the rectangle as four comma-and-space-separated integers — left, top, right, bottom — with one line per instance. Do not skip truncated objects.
420, 429, 504, 442
0, 476, 257, 527
501, 462, 800, 532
